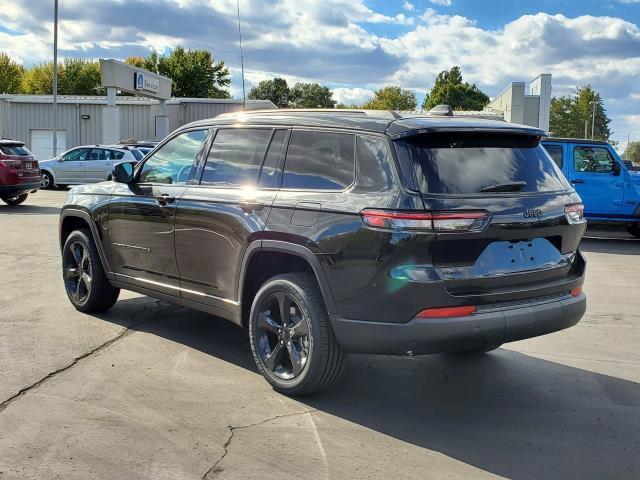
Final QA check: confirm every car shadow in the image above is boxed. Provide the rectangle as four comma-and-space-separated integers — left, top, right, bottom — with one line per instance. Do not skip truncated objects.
0, 204, 61, 215
98, 297, 640, 480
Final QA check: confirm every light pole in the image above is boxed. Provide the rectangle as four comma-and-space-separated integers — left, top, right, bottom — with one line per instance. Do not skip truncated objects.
591, 99, 597, 140
53, 0, 59, 157
236, 0, 246, 110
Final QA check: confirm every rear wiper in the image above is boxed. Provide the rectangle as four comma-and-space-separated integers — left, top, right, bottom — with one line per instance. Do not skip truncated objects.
480, 181, 527, 193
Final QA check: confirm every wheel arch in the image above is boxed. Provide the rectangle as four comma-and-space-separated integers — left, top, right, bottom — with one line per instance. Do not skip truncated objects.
59, 208, 112, 277
238, 240, 337, 328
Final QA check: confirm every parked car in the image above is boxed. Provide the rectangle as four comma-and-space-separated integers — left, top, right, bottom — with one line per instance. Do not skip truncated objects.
0, 139, 39, 206
59, 109, 587, 395
541, 138, 640, 237
39, 145, 141, 189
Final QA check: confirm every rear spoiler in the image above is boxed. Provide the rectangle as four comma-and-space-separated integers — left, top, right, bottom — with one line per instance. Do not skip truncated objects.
387, 126, 547, 141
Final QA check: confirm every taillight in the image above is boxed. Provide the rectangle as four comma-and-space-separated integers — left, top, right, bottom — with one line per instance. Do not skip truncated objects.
0, 160, 22, 168
360, 209, 489, 232
564, 203, 585, 224
416, 305, 477, 318
570, 286, 582, 297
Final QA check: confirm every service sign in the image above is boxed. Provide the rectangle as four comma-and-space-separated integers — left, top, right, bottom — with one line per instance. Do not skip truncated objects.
134, 72, 160, 94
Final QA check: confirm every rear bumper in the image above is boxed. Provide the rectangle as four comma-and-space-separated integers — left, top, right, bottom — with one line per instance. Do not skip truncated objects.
0, 182, 39, 197
330, 293, 586, 355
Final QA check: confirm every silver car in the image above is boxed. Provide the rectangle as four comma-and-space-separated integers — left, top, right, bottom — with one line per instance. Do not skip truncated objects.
39, 145, 142, 189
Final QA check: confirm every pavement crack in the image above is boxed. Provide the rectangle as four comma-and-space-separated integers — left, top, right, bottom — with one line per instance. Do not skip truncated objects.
202, 409, 318, 479
0, 325, 138, 415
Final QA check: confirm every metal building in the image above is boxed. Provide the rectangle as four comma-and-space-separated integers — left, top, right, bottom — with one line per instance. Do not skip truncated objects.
0, 95, 275, 160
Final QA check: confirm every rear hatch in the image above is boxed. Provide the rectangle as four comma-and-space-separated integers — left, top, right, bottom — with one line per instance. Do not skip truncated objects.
395, 131, 586, 303
0, 143, 39, 184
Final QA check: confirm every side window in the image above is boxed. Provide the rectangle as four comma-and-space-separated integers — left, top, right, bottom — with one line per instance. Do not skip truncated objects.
574, 147, 614, 173
139, 130, 208, 184
110, 150, 125, 160
258, 130, 286, 189
63, 148, 88, 162
201, 128, 272, 186
283, 131, 355, 190
87, 148, 109, 161
356, 135, 394, 192
543, 145, 563, 168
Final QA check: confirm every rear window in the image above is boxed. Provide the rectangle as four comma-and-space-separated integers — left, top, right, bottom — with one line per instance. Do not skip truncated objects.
399, 133, 570, 195
1, 145, 32, 156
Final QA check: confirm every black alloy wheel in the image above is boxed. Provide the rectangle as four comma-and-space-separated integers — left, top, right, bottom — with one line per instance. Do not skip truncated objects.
63, 240, 93, 304
1, 194, 28, 206
255, 291, 311, 380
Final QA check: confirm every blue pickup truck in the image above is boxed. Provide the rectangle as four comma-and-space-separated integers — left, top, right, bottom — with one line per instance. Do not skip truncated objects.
541, 138, 640, 238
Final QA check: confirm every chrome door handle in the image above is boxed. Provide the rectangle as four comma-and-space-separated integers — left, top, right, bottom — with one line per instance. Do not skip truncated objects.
156, 194, 176, 206
239, 201, 265, 213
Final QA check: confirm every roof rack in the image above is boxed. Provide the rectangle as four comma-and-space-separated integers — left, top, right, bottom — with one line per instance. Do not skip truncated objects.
217, 108, 404, 120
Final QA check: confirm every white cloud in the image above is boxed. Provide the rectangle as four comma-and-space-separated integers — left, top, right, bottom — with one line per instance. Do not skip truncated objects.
403, 2, 416, 11
430, 0, 453, 6
331, 87, 375, 106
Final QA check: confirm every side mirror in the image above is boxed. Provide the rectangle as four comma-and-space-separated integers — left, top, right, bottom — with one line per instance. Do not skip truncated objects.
612, 161, 621, 176
112, 161, 135, 183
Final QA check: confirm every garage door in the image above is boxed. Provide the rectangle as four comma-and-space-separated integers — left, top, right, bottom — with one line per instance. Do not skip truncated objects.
30, 130, 67, 161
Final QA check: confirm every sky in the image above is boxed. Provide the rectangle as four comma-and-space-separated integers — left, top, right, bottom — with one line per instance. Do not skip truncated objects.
1, 0, 639, 149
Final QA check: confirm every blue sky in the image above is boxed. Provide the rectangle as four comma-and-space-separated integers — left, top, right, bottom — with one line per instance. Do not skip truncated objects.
0, 0, 639, 149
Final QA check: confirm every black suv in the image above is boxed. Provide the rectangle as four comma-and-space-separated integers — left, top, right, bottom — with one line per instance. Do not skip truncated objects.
59, 109, 587, 395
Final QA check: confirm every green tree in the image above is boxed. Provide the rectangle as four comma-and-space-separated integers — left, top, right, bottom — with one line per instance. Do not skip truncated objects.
0, 53, 24, 94
21, 58, 103, 95
361, 85, 417, 110
422, 66, 489, 111
141, 47, 230, 98
623, 141, 640, 164
549, 85, 611, 140
248, 77, 290, 107
289, 82, 336, 108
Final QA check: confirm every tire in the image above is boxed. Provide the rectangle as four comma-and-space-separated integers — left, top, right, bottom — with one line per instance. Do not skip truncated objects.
62, 228, 120, 313
249, 272, 345, 396
1, 194, 28, 206
41, 171, 54, 189
626, 222, 640, 238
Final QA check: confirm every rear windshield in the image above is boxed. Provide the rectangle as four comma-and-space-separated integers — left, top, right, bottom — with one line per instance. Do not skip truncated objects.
1, 145, 32, 156
398, 133, 570, 195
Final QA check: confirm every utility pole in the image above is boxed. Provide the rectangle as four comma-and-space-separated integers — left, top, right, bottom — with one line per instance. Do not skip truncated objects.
591, 99, 596, 140
236, 0, 246, 110
53, 0, 59, 156
584, 120, 588, 139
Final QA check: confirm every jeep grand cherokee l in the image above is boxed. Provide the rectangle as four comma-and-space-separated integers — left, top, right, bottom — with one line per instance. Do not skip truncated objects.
59, 109, 587, 395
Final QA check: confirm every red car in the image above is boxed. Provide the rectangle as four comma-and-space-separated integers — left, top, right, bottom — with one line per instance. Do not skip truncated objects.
0, 139, 40, 206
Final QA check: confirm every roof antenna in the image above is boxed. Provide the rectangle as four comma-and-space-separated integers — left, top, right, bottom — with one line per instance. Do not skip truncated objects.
236, 0, 246, 110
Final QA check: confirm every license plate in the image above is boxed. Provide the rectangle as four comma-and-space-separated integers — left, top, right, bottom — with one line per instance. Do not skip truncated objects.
25, 162, 33, 169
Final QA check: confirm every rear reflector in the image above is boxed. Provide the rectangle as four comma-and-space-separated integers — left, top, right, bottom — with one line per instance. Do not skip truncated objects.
416, 305, 477, 318
360, 209, 489, 232
570, 286, 582, 297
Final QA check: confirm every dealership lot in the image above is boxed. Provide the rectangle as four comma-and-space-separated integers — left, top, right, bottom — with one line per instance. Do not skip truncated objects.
0, 190, 639, 479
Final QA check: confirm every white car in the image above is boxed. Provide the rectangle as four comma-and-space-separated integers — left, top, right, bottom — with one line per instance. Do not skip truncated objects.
39, 145, 143, 189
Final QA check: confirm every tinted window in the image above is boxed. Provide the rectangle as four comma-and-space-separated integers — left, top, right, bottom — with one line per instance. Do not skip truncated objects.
201, 128, 272, 186
87, 148, 109, 161
63, 148, 89, 162
283, 131, 355, 190
401, 133, 570, 194
139, 130, 208, 184
543, 145, 563, 168
110, 150, 126, 160
574, 146, 614, 173
356, 135, 393, 192
258, 130, 286, 188
0, 145, 31, 156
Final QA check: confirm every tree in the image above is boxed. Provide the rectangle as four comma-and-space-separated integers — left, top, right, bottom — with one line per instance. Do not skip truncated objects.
0, 53, 24, 94
422, 66, 489, 111
361, 85, 417, 110
623, 141, 640, 164
549, 85, 611, 140
248, 78, 290, 107
21, 58, 103, 95
289, 82, 336, 108
140, 47, 230, 98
